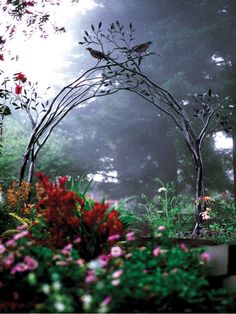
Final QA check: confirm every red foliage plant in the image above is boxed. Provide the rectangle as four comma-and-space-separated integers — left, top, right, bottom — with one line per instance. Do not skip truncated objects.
82, 202, 123, 239
34, 173, 123, 252
35, 172, 83, 247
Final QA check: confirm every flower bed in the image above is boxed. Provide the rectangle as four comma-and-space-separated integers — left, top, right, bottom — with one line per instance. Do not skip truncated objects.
0, 174, 235, 313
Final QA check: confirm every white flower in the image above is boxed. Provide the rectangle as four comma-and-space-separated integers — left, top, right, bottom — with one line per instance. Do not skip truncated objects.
158, 187, 167, 193
52, 281, 61, 291
54, 301, 65, 312
88, 259, 101, 270
81, 294, 92, 304
82, 294, 93, 310
42, 284, 50, 294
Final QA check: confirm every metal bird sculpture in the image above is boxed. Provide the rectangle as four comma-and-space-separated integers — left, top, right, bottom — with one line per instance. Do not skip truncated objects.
86, 47, 108, 60
133, 41, 153, 53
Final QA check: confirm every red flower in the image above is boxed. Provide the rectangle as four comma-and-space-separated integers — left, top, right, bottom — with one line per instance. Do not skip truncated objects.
23, 1, 35, 5
0, 54, 4, 61
14, 72, 27, 83
15, 84, 23, 94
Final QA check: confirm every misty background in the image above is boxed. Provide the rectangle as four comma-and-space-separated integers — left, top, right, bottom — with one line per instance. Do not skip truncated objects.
1, 0, 236, 201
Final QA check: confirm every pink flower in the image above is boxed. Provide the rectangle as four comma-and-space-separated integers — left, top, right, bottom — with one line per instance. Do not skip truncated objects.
17, 224, 28, 230
126, 231, 135, 241
74, 236, 81, 244
179, 243, 189, 253
61, 244, 72, 255
158, 225, 166, 231
13, 230, 28, 241
56, 261, 69, 266
108, 234, 120, 242
11, 262, 28, 274
5, 239, 17, 247
101, 296, 112, 306
112, 269, 124, 278
111, 279, 120, 286
2, 253, 14, 267
24, 256, 38, 270
76, 258, 85, 266
125, 253, 132, 259
0, 244, 6, 255
202, 211, 211, 220
153, 246, 161, 257
98, 254, 110, 267
200, 252, 211, 263
110, 246, 123, 258
64, 244, 73, 250
13, 292, 19, 300
85, 271, 97, 283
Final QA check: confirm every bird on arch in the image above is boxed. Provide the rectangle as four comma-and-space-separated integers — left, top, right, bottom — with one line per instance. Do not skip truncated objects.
86, 47, 108, 60
133, 41, 153, 53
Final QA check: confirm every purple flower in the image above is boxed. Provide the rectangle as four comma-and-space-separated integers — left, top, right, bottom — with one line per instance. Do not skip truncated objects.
101, 296, 112, 306
16, 224, 28, 230
2, 253, 14, 268
24, 256, 38, 270
108, 234, 120, 242
85, 271, 97, 283
5, 239, 17, 247
11, 262, 28, 274
64, 244, 73, 251
13, 230, 28, 241
61, 244, 72, 255
110, 246, 123, 258
0, 244, 6, 255
98, 254, 110, 267
126, 231, 135, 241
74, 236, 81, 244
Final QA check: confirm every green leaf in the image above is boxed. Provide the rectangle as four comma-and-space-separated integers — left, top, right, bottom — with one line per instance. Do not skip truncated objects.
82, 176, 94, 196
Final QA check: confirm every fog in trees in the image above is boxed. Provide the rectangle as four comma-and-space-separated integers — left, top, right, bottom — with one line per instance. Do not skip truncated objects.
3, 0, 235, 201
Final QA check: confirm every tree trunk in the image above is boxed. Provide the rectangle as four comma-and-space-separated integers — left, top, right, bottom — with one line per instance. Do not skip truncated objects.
27, 155, 35, 185
190, 145, 206, 238
19, 150, 31, 184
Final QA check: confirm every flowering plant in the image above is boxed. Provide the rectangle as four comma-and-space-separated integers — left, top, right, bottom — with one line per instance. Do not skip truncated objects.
81, 241, 233, 313
0, 230, 86, 313
32, 173, 125, 259
0, 220, 234, 312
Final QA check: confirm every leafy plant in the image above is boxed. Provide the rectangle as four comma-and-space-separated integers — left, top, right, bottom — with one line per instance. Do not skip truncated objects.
141, 179, 195, 237
0, 225, 234, 313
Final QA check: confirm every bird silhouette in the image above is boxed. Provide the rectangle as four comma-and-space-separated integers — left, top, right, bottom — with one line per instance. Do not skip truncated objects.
86, 47, 107, 60
133, 41, 153, 53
